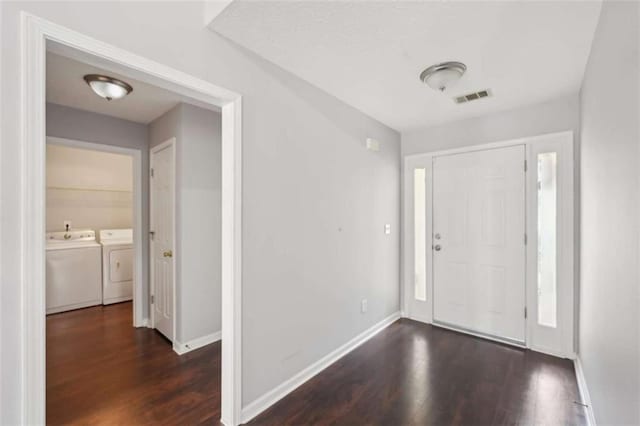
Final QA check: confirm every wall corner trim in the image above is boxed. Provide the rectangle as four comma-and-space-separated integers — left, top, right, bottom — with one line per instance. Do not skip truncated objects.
173, 330, 222, 355
241, 311, 401, 424
574, 357, 597, 426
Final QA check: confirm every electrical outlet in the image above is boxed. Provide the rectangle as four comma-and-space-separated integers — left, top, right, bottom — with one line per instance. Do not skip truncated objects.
384, 224, 391, 234
361, 299, 368, 313
63, 220, 72, 231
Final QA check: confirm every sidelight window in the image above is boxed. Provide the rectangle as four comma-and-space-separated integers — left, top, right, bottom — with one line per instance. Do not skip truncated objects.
414, 168, 427, 302
537, 152, 557, 328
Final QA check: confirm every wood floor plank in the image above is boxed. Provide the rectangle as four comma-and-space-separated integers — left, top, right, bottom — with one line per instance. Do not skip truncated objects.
46, 302, 221, 426
248, 319, 587, 426
47, 306, 586, 425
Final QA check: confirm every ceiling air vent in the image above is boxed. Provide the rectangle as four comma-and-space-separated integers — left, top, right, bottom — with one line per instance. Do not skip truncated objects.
454, 89, 492, 104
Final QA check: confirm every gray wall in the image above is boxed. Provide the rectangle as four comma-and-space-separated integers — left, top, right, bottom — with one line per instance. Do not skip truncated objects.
401, 94, 579, 156
1, 2, 400, 419
47, 102, 148, 151
46, 102, 151, 319
149, 103, 223, 344
579, 1, 640, 424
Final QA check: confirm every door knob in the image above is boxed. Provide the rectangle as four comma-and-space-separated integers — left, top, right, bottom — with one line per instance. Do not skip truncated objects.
163, 250, 173, 258
434, 245, 442, 251
435, 233, 441, 240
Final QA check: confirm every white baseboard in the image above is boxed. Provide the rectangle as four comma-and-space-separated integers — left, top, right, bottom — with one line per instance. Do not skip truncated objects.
173, 330, 222, 355
574, 357, 597, 426
241, 311, 401, 424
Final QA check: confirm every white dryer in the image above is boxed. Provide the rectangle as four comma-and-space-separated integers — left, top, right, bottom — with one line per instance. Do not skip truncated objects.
99, 229, 134, 304
46, 230, 102, 314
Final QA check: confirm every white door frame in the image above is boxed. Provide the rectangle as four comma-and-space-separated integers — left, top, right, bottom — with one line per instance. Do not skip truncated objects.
149, 138, 177, 344
402, 131, 575, 358
46, 136, 145, 327
21, 13, 243, 426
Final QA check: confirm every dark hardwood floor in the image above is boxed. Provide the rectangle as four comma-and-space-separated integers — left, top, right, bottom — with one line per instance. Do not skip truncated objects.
46, 302, 221, 425
48, 305, 586, 425
248, 319, 587, 426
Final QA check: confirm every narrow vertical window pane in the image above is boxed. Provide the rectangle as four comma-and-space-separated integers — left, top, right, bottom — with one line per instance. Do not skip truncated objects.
414, 168, 427, 301
537, 152, 557, 328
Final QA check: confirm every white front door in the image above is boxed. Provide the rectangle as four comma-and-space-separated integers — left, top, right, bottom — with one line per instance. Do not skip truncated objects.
150, 140, 175, 341
432, 145, 526, 343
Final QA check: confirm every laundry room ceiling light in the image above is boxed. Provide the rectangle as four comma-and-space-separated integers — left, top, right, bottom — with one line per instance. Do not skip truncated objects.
420, 61, 467, 92
83, 74, 133, 101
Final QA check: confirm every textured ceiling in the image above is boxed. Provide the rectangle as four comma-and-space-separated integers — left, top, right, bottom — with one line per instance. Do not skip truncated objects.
211, 1, 602, 131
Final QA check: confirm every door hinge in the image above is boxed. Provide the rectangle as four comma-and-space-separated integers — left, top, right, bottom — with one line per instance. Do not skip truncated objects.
149, 230, 155, 240
524, 160, 528, 172
524, 233, 528, 245
524, 307, 528, 318
151, 295, 155, 304
150, 168, 154, 177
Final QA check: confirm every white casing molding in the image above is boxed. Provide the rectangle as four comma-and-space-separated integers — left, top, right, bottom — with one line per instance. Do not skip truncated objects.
241, 311, 401, 424
574, 357, 597, 426
174, 331, 222, 355
20, 12, 243, 426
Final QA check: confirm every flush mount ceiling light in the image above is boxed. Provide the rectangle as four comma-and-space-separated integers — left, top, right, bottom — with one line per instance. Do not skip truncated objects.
83, 74, 133, 101
419, 61, 467, 92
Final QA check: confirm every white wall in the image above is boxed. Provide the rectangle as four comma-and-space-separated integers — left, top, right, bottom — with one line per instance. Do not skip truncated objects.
46, 144, 133, 232
149, 103, 223, 344
579, 1, 640, 424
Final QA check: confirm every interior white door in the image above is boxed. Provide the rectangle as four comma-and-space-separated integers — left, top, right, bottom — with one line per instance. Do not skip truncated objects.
432, 145, 526, 343
150, 141, 174, 341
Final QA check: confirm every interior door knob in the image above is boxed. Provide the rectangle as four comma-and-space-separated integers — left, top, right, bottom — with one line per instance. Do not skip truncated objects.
434, 245, 442, 251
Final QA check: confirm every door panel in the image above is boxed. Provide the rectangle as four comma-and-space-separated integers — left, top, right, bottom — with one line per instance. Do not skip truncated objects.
150, 142, 174, 341
433, 145, 526, 343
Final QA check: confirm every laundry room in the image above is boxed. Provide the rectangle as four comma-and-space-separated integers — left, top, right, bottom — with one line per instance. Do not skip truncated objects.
46, 142, 135, 313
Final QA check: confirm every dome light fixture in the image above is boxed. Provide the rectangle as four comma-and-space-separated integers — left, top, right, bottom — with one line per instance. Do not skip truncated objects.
83, 74, 133, 101
419, 61, 467, 92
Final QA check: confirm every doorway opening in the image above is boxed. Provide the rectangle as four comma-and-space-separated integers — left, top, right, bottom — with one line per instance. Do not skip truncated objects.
21, 13, 242, 425
46, 136, 144, 325
403, 131, 575, 358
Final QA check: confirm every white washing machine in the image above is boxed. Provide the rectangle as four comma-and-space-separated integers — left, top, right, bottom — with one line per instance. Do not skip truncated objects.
46, 230, 102, 314
99, 229, 134, 305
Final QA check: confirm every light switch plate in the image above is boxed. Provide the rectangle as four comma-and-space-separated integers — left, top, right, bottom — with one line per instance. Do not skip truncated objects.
361, 299, 368, 313
384, 224, 391, 234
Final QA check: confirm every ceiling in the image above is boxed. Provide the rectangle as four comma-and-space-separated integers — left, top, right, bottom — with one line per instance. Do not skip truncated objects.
211, 1, 602, 132
46, 52, 217, 124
